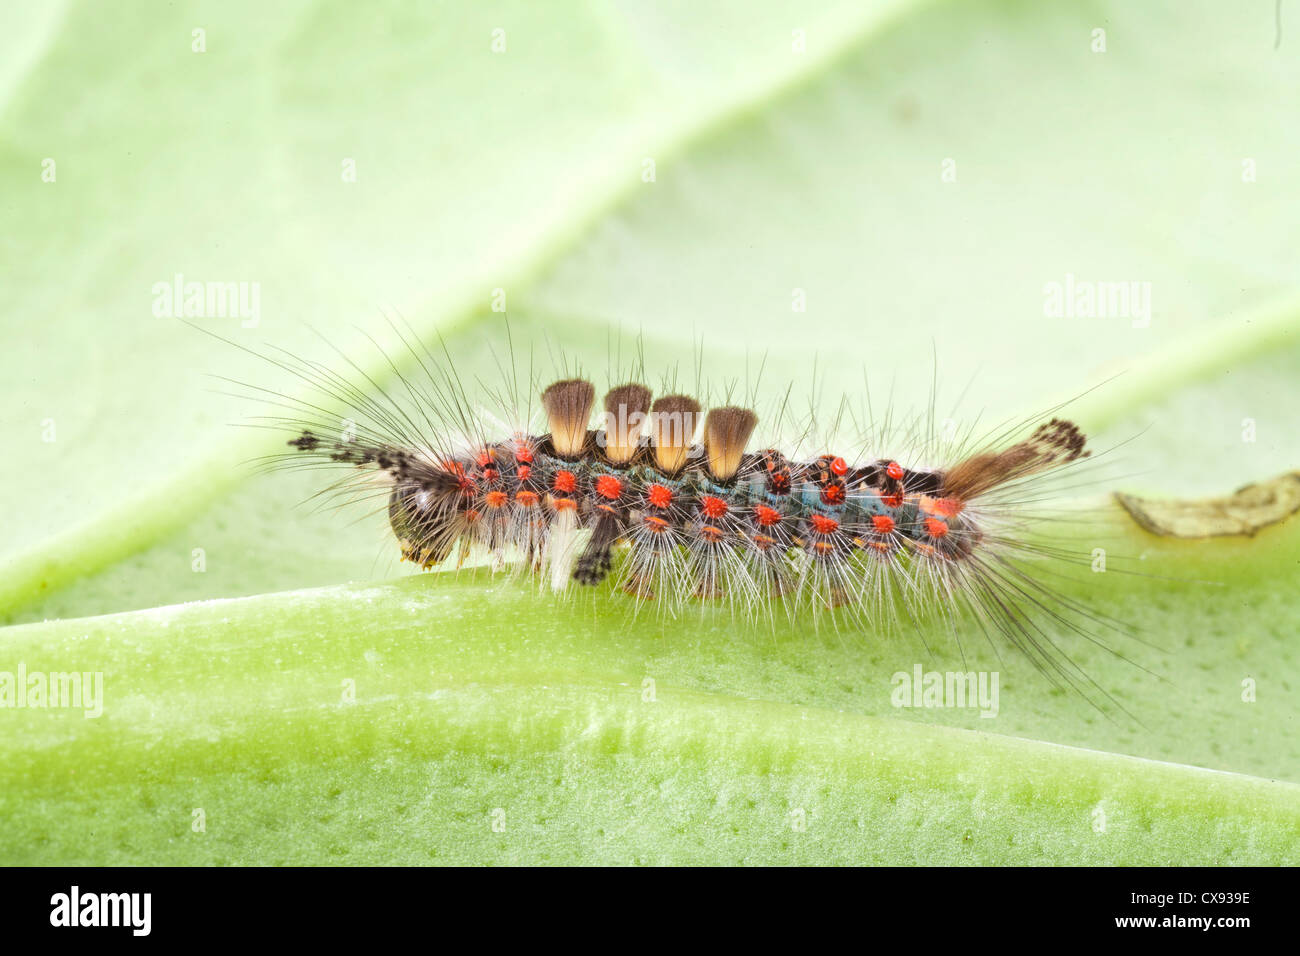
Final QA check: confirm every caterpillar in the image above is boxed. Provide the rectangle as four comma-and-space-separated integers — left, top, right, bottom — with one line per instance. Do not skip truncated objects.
292, 378, 1088, 598
235, 326, 1116, 703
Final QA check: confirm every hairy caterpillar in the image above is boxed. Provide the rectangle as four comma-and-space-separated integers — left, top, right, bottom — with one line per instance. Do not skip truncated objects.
224, 323, 1125, 707
290, 379, 1087, 596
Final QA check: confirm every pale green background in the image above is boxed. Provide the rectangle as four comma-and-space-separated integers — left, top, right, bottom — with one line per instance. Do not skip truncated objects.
1, 0, 1297, 864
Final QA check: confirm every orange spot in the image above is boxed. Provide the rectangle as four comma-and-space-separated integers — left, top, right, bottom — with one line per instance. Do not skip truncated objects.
700, 495, 728, 519
933, 497, 962, 518
465, 508, 480, 522
646, 484, 673, 509
886, 461, 904, 481
442, 463, 468, 491
643, 515, 669, 532
516, 464, 531, 482
820, 484, 845, 505
595, 474, 622, 500
870, 540, 891, 552
813, 540, 835, 554
810, 514, 839, 535
700, 525, 724, 543
872, 515, 895, 534
515, 490, 539, 507
918, 496, 963, 518
830, 456, 848, 476
484, 490, 507, 508
551, 497, 576, 512
882, 492, 903, 508
754, 505, 782, 527
924, 517, 948, 538
553, 470, 577, 493
753, 533, 776, 549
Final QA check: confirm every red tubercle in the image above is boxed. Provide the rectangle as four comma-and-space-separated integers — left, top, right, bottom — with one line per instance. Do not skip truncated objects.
820, 484, 845, 505
642, 514, 670, 533
553, 470, 577, 493
646, 484, 673, 509
515, 464, 532, 482
484, 490, 507, 509
754, 505, 782, 527
810, 514, 839, 535
919, 495, 962, 518
439, 460, 474, 493
481, 467, 499, 482
699, 525, 724, 543
830, 457, 848, 477
886, 461, 904, 481
515, 490, 539, 507
699, 495, 728, 519
871, 514, 895, 534
882, 492, 904, 509
514, 443, 533, 464
932, 497, 962, 518
476, 450, 494, 469
924, 517, 949, 538
595, 474, 622, 500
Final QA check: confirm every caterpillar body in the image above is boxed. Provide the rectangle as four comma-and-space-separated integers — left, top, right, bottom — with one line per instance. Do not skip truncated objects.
274, 362, 1097, 654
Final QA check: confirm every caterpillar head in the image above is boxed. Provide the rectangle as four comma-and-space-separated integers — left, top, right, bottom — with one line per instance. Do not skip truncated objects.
387, 466, 470, 570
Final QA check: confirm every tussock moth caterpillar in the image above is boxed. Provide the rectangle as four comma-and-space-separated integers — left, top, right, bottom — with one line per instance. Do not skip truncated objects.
215, 322, 1136, 709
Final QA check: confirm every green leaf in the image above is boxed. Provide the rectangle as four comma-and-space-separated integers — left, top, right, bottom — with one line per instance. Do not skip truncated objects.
0, 0, 914, 618
2, 0, 1299, 863
2, 528, 1297, 864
